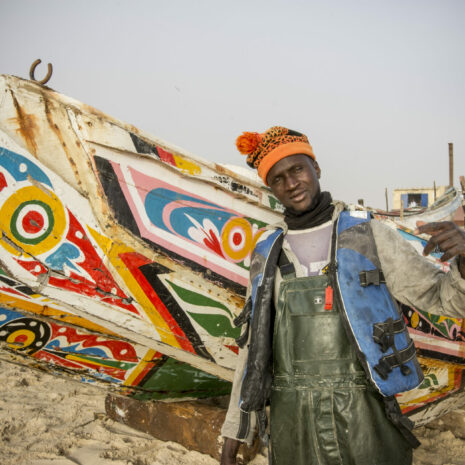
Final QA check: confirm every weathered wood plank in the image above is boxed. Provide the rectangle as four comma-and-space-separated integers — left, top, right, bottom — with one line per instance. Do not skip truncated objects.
105, 393, 260, 462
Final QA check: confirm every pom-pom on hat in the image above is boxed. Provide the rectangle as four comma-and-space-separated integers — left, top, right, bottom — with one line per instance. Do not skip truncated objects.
236, 126, 315, 185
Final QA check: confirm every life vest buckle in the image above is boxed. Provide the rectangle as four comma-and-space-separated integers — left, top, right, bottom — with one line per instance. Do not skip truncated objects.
374, 358, 392, 380
359, 269, 385, 287
374, 340, 417, 380
373, 317, 406, 353
401, 364, 412, 376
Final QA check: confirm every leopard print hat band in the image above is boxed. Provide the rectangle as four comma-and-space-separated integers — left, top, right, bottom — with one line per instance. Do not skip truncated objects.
236, 126, 315, 185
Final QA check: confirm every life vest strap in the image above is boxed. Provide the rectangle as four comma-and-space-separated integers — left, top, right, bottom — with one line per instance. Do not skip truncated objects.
234, 299, 252, 327
359, 269, 385, 287
373, 317, 407, 352
278, 250, 297, 278
374, 340, 416, 380
234, 299, 252, 348
235, 325, 250, 349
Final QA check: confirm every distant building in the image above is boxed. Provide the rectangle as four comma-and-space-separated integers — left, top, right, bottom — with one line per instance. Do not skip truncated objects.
391, 186, 464, 226
392, 186, 448, 210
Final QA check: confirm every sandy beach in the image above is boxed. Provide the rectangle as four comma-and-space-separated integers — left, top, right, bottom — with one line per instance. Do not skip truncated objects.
1, 358, 465, 465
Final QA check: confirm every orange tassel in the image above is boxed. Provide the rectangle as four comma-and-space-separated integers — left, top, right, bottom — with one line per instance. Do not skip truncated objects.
236, 132, 261, 155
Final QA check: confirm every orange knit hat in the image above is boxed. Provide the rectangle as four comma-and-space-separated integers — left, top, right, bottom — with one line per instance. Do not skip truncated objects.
236, 126, 315, 185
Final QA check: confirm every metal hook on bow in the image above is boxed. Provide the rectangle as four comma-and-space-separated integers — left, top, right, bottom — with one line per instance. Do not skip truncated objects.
29, 59, 53, 85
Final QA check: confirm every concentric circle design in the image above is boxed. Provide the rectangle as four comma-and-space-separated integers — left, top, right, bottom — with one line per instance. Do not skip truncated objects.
221, 218, 253, 262
0, 186, 66, 256
0, 317, 51, 355
11, 200, 54, 244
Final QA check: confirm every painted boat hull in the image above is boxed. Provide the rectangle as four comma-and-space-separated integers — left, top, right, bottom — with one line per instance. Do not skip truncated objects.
0, 74, 464, 425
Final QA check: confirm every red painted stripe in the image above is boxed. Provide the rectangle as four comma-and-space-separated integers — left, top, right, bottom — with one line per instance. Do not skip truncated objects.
119, 252, 196, 354
0, 172, 7, 191
225, 344, 239, 355
34, 350, 83, 369
0, 287, 24, 297
131, 352, 162, 386
157, 146, 176, 166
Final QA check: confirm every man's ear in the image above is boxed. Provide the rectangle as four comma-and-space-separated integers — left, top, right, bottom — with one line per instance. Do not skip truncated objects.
312, 160, 321, 179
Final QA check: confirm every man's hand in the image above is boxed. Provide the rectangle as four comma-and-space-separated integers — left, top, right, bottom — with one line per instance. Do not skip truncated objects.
221, 438, 241, 465
415, 220, 465, 278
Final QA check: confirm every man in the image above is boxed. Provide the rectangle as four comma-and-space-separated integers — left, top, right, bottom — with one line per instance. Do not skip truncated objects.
220, 126, 465, 465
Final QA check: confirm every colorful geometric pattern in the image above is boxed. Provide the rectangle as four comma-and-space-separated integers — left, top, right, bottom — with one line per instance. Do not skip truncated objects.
0, 142, 247, 372
95, 156, 265, 288
0, 306, 231, 399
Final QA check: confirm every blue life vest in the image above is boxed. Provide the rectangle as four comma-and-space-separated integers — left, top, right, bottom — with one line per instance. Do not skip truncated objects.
239, 211, 423, 400
333, 211, 423, 396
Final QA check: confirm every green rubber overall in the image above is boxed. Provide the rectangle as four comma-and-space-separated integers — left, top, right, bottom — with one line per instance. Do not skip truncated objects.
270, 274, 413, 465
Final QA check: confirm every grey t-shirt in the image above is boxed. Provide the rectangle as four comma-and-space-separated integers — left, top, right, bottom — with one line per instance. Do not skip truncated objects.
285, 220, 332, 276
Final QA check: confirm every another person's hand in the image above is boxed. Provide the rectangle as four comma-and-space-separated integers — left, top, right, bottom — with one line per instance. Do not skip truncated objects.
415, 220, 465, 278
220, 437, 241, 465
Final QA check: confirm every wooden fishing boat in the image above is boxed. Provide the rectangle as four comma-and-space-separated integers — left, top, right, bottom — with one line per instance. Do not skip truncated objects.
374, 187, 463, 230
0, 73, 464, 429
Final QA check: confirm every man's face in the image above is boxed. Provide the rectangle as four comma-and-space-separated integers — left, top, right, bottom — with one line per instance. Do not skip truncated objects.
266, 154, 321, 213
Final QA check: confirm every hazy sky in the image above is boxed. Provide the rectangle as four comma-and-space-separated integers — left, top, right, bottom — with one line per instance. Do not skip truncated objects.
2, 0, 464, 208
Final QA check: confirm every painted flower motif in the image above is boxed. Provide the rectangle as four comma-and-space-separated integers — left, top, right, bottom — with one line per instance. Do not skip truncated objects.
186, 215, 224, 257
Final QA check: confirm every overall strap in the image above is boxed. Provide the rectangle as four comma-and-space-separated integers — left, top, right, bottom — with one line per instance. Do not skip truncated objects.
278, 249, 296, 279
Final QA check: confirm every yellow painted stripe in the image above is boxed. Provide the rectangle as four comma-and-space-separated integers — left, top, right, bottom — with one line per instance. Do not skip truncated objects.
88, 228, 182, 349
66, 353, 105, 367
173, 154, 201, 175
0, 291, 117, 335
123, 348, 158, 386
